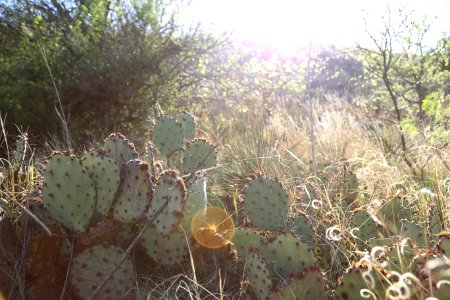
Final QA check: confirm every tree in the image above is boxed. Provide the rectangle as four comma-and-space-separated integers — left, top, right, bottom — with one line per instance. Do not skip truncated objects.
0, 0, 222, 145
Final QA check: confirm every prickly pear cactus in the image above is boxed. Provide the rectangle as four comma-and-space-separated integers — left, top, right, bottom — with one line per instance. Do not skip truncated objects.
244, 250, 272, 300
82, 151, 120, 216
182, 139, 217, 173
242, 176, 289, 231
285, 213, 317, 247
152, 116, 184, 157
113, 160, 152, 223
438, 236, 450, 259
147, 170, 186, 234
269, 266, 326, 300
428, 205, 443, 239
400, 219, 427, 248
140, 225, 188, 265
103, 133, 138, 166
351, 210, 378, 248
375, 197, 415, 234
335, 266, 384, 300
385, 239, 417, 272
70, 244, 135, 300
179, 176, 207, 237
42, 153, 96, 232
232, 228, 262, 258
259, 233, 316, 278
179, 112, 196, 140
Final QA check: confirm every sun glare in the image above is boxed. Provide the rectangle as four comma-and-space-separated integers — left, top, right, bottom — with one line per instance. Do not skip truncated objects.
180, 0, 450, 51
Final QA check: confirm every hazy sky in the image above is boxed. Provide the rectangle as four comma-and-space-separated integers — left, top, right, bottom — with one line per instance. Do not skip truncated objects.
179, 0, 450, 50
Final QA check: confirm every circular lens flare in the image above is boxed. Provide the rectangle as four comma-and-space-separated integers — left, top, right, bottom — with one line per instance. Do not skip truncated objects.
191, 206, 234, 249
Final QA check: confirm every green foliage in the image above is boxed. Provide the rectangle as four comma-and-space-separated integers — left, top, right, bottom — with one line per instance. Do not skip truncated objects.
0, 0, 222, 140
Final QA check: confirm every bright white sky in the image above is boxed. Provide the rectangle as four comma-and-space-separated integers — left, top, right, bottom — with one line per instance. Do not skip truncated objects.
179, 0, 450, 50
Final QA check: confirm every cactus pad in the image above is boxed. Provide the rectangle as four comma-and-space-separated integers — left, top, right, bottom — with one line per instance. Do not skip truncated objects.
428, 205, 443, 238
242, 176, 289, 231
400, 219, 427, 248
352, 211, 378, 248
286, 213, 316, 247
438, 236, 450, 259
147, 170, 186, 234
232, 228, 263, 258
82, 151, 120, 216
179, 112, 196, 140
335, 267, 383, 300
113, 160, 152, 223
140, 225, 188, 265
70, 244, 135, 300
259, 233, 316, 278
42, 153, 96, 232
179, 176, 208, 236
103, 133, 138, 166
376, 197, 415, 234
182, 139, 217, 173
152, 116, 184, 157
245, 250, 272, 300
269, 266, 326, 300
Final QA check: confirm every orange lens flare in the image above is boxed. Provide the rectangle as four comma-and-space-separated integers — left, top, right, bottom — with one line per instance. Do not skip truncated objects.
191, 206, 234, 249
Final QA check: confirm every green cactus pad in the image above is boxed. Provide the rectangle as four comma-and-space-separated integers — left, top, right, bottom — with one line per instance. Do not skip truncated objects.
82, 151, 120, 216
368, 236, 398, 247
140, 225, 188, 265
152, 116, 184, 157
385, 239, 417, 272
269, 266, 326, 300
182, 139, 217, 173
335, 267, 384, 300
436, 283, 450, 300
245, 250, 272, 300
147, 170, 186, 234
428, 205, 443, 238
438, 236, 450, 259
376, 197, 415, 234
179, 176, 208, 237
242, 176, 289, 231
70, 244, 135, 300
113, 160, 153, 223
285, 213, 317, 247
400, 219, 427, 248
259, 233, 316, 278
352, 211, 378, 248
232, 228, 263, 258
179, 112, 196, 140
103, 133, 138, 166
42, 153, 96, 232
145, 141, 155, 174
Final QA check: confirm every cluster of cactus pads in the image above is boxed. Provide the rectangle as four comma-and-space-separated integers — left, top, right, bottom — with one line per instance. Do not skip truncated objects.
1, 112, 449, 300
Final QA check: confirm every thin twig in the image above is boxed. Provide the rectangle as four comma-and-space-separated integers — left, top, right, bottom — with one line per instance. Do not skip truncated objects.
38, 43, 72, 149
183, 143, 219, 183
